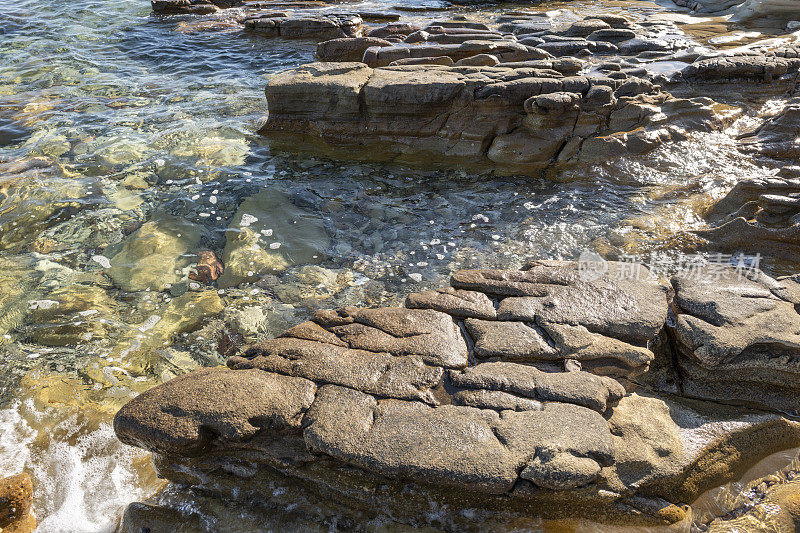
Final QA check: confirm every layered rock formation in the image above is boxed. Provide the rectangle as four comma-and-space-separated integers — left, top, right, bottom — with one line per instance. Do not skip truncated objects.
257, 15, 743, 174
671, 264, 800, 413
115, 260, 800, 528
244, 13, 362, 40
261, 60, 722, 174
678, 48, 800, 84
696, 166, 800, 260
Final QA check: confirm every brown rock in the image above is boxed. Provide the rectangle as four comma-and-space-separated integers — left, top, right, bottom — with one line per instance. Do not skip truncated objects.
0, 473, 35, 533
114, 367, 316, 456
189, 250, 224, 284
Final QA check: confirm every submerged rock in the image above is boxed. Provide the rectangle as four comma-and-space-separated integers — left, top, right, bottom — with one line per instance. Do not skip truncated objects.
217, 189, 329, 288
708, 477, 800, 532
27, 284, 118, 346
114, 259, 800, 527
106, 215, 204, 293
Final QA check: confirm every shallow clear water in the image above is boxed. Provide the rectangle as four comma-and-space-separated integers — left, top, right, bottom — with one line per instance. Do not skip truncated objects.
0, 0, 790, 530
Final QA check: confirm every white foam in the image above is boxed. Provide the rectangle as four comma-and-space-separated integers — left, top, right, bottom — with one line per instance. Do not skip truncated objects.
0, 400, 156, 533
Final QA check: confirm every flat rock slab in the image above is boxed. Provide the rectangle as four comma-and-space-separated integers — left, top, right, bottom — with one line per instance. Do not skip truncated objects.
449, 361, 625, 413
303, 384, 613, 494
244, 13, 362, 40
671, 265, 800, 412
114, 259, 800, 527
260, 61, 723, 176
453, 260, 669, 346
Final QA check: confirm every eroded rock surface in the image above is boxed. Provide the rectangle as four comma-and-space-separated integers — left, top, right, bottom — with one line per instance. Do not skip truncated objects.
252, 12, 742, 175
261, 60, 722, 175
696, 167, 800, 261
670, 264, 800, 413
115, 259, 800, 527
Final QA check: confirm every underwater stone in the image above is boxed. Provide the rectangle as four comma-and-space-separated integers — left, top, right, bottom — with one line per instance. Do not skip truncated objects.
106, 215, 203, 293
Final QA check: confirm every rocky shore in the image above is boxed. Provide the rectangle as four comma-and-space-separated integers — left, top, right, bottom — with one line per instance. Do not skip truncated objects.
91, 0, 800, 529
253, 12, 798, 176
3, 0, 799, 528
115, 260, 800, 529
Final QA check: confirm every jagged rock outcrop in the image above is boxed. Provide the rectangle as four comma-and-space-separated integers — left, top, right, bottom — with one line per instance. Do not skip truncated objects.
695, 167, 800, 260
115, 260, 800, 528
738, 97, 800, 160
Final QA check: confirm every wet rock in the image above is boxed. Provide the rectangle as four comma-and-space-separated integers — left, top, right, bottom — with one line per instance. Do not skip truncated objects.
592, 14, 632, 29
0, 473, 35, 533
697, 174, 800, 260
670, 265, 800, 412
588, 28, 636, 43
189, 250, 224, 284
708, 479, 800, 532
617, 38, 670, 55
564, 19, 611, 38
261, 62, 724, 176
739, 98, 800, 160
106, 215, 203, 293
244, 14, 362, 40
680, 52, 800, 83
366, 22, 421, 40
